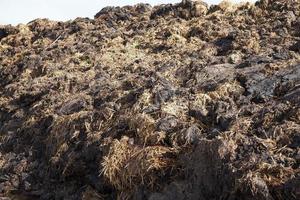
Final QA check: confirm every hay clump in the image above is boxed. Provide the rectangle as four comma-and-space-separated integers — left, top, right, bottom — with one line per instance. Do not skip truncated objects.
101, 137, 177, 191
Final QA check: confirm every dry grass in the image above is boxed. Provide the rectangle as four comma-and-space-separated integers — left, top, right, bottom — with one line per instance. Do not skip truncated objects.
130, 113, 156, 141
254, 163, 298, 186
161, 98, 189, 120
101, 137, 177, 191
208, 81, 244, 99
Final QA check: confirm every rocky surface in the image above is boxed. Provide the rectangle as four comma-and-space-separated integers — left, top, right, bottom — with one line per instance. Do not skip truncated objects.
0, 0, 299, 199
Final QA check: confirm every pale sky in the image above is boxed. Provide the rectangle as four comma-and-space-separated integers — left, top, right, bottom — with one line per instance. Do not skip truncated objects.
0, 0, 255, 25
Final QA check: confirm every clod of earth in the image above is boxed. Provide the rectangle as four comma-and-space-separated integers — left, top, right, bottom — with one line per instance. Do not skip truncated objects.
0, 0, 300, 199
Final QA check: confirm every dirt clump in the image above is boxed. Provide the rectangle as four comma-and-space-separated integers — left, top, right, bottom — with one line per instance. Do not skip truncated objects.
0, 0, 299, 199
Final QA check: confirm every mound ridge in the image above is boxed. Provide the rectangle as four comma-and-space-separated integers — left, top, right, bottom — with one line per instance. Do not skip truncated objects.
0, 0, 299, 199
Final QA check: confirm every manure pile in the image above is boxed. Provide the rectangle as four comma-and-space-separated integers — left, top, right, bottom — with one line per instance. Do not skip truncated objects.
0, 0, 300, 199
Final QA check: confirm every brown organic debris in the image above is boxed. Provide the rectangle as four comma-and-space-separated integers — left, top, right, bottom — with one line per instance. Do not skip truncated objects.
0, 0, 299, 199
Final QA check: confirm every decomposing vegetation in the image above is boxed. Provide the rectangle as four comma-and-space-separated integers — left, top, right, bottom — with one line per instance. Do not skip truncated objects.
0, 0, 299, 199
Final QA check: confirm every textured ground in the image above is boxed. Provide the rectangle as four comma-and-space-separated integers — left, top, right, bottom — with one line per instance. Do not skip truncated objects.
0, 0, 299, 199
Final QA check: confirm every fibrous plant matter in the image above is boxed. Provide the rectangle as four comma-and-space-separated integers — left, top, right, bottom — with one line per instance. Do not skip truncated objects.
0, 0, 300, 199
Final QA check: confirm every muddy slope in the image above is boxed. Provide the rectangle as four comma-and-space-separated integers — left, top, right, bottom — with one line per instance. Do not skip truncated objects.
0, 0, 300, 199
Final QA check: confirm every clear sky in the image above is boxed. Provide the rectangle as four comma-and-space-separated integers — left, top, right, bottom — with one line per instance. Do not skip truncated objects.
0, 0, 255, 25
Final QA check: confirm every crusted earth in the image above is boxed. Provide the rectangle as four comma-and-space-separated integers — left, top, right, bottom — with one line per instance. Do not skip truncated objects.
0, 0, 300, 199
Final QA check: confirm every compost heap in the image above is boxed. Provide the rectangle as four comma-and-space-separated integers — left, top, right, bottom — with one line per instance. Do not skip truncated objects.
0, 0, 300, 199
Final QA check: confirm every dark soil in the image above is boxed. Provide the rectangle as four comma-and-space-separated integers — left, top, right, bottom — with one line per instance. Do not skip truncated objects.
0, 0, 299, 199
